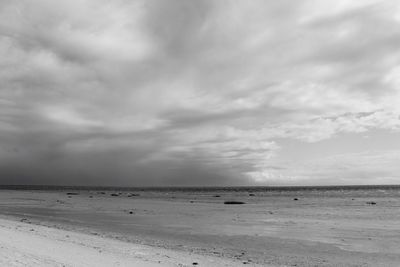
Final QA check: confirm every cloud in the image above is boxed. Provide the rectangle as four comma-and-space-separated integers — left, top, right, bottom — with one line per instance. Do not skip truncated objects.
251, 150, 400, 185
1, 0, 400, 185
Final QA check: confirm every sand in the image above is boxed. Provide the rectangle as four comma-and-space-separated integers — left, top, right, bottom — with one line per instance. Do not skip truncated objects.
0, 217, 162, 266
0, 188, 400, 266
0, 216, 245, 267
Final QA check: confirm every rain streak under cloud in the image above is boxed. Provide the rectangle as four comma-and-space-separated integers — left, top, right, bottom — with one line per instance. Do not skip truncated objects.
1, 0, 400, 186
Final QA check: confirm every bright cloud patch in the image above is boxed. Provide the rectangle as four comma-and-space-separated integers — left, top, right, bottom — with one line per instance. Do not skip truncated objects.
0, 0, 400, 185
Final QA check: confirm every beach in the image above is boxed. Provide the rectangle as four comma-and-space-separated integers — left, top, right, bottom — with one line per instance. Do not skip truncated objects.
0, 216, 245, 267
0, 187, 400, 266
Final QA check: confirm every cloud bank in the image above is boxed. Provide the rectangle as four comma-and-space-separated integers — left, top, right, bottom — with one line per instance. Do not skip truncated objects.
1, 0, 400, 185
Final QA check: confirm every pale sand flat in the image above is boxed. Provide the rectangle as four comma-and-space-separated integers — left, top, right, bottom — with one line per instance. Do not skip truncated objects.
0, 217, 255, 267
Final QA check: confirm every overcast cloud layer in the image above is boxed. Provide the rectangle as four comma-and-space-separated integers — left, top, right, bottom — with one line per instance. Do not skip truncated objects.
1, 0, 400, 186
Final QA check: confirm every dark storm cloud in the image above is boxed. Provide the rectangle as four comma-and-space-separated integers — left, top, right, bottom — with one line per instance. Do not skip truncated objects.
0, 147, 249, 186
1, 0, 400, 185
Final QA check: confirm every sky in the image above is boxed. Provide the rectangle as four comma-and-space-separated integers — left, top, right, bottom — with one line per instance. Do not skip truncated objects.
1, 0, 400, 186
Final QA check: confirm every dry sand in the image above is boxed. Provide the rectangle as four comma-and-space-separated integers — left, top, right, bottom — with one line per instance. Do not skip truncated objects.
0, 215, 245, 267
0, 188, 400, 266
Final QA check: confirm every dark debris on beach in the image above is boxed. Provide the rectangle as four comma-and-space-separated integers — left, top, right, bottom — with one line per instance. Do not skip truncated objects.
224, 201, 245, 205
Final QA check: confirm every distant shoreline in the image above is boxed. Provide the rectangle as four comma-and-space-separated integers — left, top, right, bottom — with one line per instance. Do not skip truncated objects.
0, 184, 399, 191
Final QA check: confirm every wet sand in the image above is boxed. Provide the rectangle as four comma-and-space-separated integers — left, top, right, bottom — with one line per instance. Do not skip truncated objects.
0, 188, 400, 266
